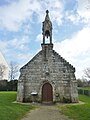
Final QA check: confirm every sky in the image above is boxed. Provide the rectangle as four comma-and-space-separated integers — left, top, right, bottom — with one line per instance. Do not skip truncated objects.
0, 0, 90, 79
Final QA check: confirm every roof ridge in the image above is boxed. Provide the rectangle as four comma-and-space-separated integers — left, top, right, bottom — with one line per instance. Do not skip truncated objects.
21, 50, 42, 70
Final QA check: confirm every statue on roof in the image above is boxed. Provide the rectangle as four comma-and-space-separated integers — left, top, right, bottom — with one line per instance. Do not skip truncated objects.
42, 10, 52, 44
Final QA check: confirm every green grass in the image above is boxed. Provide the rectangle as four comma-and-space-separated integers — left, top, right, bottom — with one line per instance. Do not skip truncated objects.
59, 95, 90, 120
0, 92, 35, 120
78, 87, 90, 90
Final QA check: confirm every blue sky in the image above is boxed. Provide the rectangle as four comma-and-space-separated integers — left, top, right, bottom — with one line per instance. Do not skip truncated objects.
0, 0, 90, 79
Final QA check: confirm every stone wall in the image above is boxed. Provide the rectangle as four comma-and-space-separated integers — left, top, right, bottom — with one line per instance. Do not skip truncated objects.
17, 44, 78, 103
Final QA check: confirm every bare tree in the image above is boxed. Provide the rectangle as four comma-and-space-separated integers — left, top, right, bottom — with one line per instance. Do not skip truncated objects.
0, 64, 6, 80
9, 61, 18, 80
84, 68, 90, 80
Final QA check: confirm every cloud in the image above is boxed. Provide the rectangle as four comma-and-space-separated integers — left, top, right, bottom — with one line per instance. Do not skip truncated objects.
1, 0, 90, 79
40, 0, 64, 25
66, 0, 90, 25
66, 11, 81, 24
0, 35, 30, 53
54, 27, 90, 78
77, 0, 90, 20
0, 34, 33, 68
36, 33, 42, 42
0, 0, 64, 31
2, 0, 90, 32
9, 36, 30, 50
0, 40, 8, 51
0, 0, 33, 31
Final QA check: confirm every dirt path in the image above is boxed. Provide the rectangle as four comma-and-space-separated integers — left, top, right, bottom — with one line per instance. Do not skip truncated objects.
21, 105, 73, 120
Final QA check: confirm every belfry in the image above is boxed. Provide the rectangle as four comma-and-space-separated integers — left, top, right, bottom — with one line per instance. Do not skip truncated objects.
17, 10, 78, 103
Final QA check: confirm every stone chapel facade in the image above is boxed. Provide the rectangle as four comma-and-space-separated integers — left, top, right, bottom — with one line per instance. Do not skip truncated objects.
17, 10, 78, 103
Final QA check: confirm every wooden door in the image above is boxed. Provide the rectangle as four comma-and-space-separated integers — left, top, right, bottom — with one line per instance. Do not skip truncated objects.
42, 83, 53, 102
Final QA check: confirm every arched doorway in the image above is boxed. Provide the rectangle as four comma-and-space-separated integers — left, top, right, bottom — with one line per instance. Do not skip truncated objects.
42, 83, 53, 103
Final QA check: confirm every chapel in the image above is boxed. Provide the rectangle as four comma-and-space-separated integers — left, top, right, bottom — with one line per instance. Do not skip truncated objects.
17, 10, 78, 103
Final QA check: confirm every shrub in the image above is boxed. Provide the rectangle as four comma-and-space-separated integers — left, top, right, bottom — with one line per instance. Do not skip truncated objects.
63, 97, 71, 103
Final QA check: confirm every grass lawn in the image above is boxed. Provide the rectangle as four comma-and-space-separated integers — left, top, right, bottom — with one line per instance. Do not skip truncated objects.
78, 87, 90, 90
0, 92, 35, 120
59, 95, 90, 120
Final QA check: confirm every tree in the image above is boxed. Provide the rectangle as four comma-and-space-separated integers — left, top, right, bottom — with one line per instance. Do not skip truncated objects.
77, 79, 83, 87
84, 68, 90, 80
9, 61, 18, 80
0, 64, 6, 80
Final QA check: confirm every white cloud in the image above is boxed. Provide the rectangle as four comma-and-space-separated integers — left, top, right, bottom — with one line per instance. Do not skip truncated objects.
54, 27, 90, 78
0, 35, 30, 54
17, 53, 34, 65
36, 33, 42, 42
0, 40, 8, 51
0, 34, 33, 69
0, 0, 34, 31
2, 0, 90, 32
65, 0, 90, 25
41, 0, 64, 25
9, 36, 30, 50
0, 0, 64, 31
66, 12, 80, 24
1, 0, 90, 80
77, 0, 90, 19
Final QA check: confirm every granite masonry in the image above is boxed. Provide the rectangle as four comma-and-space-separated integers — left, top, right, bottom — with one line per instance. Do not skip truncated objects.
17, 10, 78, 103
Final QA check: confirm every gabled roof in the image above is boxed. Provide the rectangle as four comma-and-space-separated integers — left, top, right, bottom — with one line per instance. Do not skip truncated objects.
20, 49, 75, 72
20, 50, 42, 70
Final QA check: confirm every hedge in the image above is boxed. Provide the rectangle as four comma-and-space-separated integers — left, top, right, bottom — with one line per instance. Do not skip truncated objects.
78, 89, 90, 97
0, 80, 18, 91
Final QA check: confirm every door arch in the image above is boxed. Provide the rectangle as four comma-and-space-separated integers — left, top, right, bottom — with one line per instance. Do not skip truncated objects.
42, 82, 53, 102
